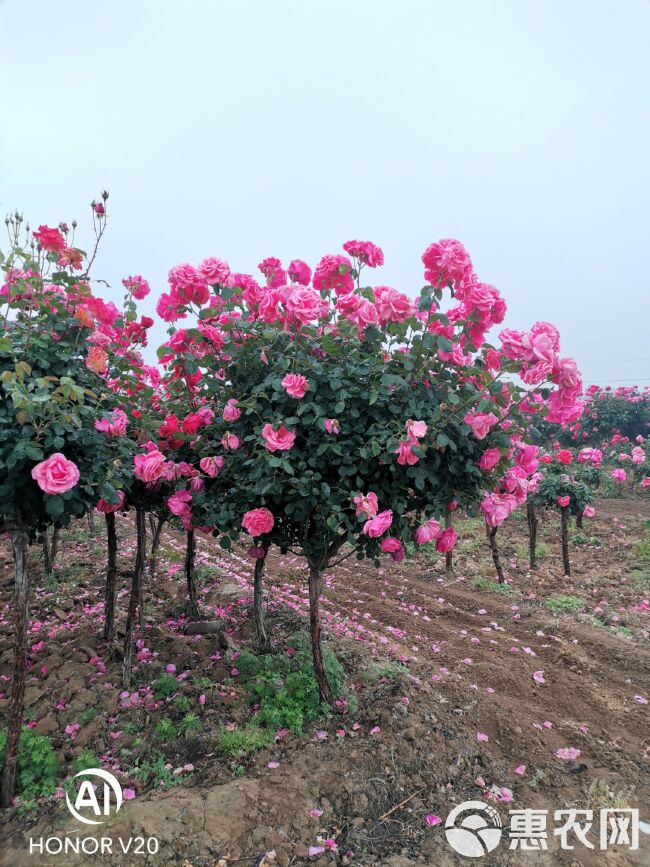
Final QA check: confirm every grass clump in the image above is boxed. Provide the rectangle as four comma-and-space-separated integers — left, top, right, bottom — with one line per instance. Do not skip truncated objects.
362, 660, 410, 683
132, 752, 186, 789
471, 576, 513, 596
217, 724, 275, 758
546, 595, 583, 615
515, 542, 548, 561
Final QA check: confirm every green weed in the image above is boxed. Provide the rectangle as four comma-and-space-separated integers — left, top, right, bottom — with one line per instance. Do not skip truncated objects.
471, 576, 513, 596
236, 632, 344, 735
217, 725, 274, 758
546, 595, 583, 615
0, 728, 57, 801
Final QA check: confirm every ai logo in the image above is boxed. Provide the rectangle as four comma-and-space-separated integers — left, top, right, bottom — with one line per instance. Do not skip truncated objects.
65, 768, 123, 826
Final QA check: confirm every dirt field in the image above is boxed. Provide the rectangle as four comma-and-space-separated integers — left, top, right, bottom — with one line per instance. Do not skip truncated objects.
1, 497, 649, 866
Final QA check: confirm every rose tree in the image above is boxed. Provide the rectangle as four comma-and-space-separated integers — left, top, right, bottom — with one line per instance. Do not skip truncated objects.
161, 239, 582, 702
0, 208, 132, 806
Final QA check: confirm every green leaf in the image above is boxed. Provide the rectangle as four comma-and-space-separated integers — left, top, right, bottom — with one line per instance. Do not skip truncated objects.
45, 496, 65, 519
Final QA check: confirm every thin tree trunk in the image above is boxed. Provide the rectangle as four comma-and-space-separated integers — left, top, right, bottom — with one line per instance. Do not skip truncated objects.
560, 506, 571, 576
253, 542, 270, 653
148, 516, 165, 577
137, 515, 147, 631
576, 510, 584, 529
0, 527, 30, 808
50, 527, 60, 567
307, 561, 333, 705
103, 512, 118, 642
486, 523, 505, 583
42, 528, 52, 575
445, 510, 453, 576
185, 529, 200, 620
122, 507, 146, 689
149, 513, 156, 538
87, 511, 96, 538
527, 499, 538, 569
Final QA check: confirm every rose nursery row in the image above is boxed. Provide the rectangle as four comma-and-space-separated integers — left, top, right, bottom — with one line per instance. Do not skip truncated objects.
0, 197, 646, 807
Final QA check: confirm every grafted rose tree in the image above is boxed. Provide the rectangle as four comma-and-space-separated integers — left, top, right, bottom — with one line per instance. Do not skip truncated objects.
98, 381, 203, 686
0, 203, 131, 806
154, 338, 222, 620
479, 441, 542, 581
91, 272, 168, 641
159, 239, 582, 703
530, 452, 594, 576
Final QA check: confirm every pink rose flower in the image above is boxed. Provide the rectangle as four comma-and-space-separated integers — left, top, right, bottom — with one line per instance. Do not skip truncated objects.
31, 453, 80, 494
406, 419, 427, 440
481, 493, 518, 527
96, 490, 125, 513
381, 537, 405, 561
363, 509, 393, 537
342, 239, 384, 267
287, 259, 312, 285
421, 238, 472, 286
281, 285, 325, 325
262, 423, 296, 452
281, 373, 309, 398
414, 518, 442, 544
464, 411, 498, 440
222, 431, 240, 451
223, 399, 241, 421
168, 490, 192, 519
133, 450, 167, 483
583, 505, 595, 518
325, 418, 340, 434
200, 456, 225, 478
556, 495, 570, 508
198, 257, 230, 285
33, 225, 66, 254
479, 448, 502, 471
611, 468, 627, 483
396, 439, 419, 465
95, 409, 128, 437
354, 492, 379, 519
242, 507, 275, 536
374, 285, 414, 325
435, 527, 458, 553
313, 254, 354, 295
122, 275, 151, 300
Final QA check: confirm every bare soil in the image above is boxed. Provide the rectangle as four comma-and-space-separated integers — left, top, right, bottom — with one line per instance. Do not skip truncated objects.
0, 497, 649, 866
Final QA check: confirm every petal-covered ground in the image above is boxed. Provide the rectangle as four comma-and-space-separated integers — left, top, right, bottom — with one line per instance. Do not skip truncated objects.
0, 497, 649, 866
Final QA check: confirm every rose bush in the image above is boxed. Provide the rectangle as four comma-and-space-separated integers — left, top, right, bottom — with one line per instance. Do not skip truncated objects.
157, 237, 581, 700
0, 199, 138, 806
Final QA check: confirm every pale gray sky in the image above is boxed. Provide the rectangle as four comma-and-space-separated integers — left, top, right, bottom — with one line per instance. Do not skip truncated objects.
1, 0, 648, 385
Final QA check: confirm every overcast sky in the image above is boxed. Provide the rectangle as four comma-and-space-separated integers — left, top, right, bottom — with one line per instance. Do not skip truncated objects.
1, 0, 648, 386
